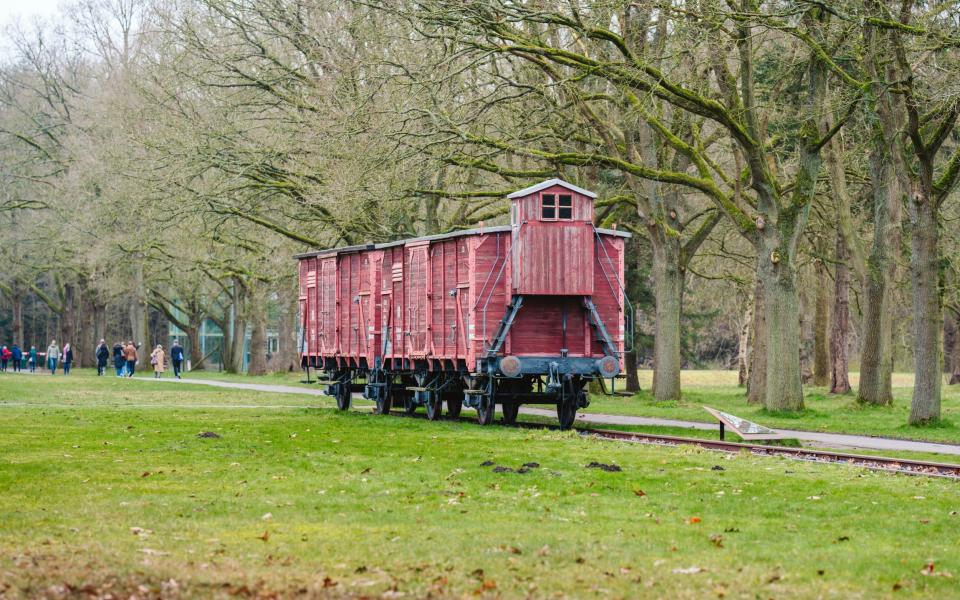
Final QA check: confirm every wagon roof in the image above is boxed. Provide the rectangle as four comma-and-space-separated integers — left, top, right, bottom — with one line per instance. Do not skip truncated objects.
293, 223, 629, 260
506, 178, 597, 199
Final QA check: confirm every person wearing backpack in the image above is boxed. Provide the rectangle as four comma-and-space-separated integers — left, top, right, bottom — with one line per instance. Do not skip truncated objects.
170, 339, 185, 379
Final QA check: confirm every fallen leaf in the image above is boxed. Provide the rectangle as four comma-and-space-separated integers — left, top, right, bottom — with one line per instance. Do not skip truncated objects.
687, 516, 702, 524
322, 577, 337, 588
261, 513, 273, 521
257, 531, 269, 542
634, 489, 647, 497
709, 534, 724, 548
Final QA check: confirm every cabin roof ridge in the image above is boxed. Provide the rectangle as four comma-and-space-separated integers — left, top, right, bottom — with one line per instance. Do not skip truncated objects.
506, 178, 597, 199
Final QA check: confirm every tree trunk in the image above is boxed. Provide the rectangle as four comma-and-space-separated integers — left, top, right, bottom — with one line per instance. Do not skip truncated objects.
271, 289, 300, 373
857, 142, 902, 405
747, 278, 766, 405
908, 192, 942, 424
738, 300, 752, 387
830, 229, 852, 394
624, 350, 640, 393
11, 289, 23, 347
949, 310, 960, 385
650, 238, 683, 402
62, 283, 77, 351
813, 259, 830, 386
757, 237, 804, 412
247, 288, 268, 376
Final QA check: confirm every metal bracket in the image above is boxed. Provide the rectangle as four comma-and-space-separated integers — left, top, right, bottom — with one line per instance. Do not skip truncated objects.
582, 297, 618, 358
486, 295, 524, 358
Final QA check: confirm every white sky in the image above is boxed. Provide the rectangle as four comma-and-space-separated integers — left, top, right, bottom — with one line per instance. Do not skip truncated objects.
0, 0, 63, 29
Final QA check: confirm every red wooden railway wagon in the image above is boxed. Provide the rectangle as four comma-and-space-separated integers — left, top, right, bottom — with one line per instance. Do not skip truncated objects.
296, 179, 631, 429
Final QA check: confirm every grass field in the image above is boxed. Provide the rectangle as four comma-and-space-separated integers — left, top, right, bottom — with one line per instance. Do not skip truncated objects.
1, 374, 960, 598
168, 368, 960, 445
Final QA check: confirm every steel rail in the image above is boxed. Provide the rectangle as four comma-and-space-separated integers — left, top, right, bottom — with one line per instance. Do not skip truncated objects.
577, 427, 960, 480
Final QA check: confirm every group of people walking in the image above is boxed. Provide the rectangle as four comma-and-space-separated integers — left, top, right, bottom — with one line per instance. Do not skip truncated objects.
1, 338, 186, 378
96, 339, 186, 378
0, 344, 26, 372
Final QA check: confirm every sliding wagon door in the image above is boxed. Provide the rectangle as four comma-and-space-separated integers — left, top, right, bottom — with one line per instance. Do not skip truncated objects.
319, 256, 338, 355
404, 244, 430, 358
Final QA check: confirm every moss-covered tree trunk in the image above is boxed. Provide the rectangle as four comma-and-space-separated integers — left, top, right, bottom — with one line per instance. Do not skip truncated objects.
908, 189, 942, 424
650, 236, 683, 401
830, 229, 852, 394
746, 278, 766, 405
813, 259, 830, 386
757, 229, 805, 411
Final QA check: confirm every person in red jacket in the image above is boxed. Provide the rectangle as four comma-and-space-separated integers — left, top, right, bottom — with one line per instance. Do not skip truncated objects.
0, 346, 10, 371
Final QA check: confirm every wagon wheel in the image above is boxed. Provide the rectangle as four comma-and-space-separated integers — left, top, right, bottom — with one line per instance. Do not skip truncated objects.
500, 378, 530, 425
445, 395, 462, 419
403, 389, 418, 415
335, 381, 352, 411
389, 385, 412, 415
501, 402, 519, 425
374, 373, 393, 415
556, 377, 578, 430
476, 377, 496, 426
425, 393, 443, 420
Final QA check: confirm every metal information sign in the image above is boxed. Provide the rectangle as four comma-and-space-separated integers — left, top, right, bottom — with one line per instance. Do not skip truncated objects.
703, 406, 790, 441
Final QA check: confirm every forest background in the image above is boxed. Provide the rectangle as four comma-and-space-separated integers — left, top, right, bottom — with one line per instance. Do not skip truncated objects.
1, 0, 959, 426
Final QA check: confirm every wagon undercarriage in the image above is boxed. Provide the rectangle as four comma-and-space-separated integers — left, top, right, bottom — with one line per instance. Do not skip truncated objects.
319, 363, 592, 429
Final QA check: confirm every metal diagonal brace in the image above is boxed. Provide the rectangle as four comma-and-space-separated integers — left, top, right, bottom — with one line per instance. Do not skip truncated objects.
486, 295, 524, 358
583, 297, 618, 358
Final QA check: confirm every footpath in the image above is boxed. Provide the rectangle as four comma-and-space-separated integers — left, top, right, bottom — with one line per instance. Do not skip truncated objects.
142, 376, 960, 457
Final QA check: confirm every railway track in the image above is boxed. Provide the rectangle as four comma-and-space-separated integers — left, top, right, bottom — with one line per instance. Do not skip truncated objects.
577, 427, 960, 480
387, 409, 960, 479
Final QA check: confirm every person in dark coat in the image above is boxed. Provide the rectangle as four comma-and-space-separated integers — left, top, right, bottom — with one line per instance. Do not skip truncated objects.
95, 339, 109, 376
61, 343, 74, 375
170, 339, 185, 379
10, 344, 22, 372
113, 342, 124, 376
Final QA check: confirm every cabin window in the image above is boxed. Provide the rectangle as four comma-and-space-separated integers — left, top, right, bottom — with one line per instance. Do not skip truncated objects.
558, 194, 573, 219
541, 194, 556, 220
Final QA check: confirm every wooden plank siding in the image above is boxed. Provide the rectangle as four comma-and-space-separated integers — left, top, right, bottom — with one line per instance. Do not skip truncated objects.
296, 180, 629, 373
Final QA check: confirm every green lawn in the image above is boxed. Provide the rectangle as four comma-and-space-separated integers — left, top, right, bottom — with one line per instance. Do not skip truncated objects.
184, 367, 960, 445
1, 374, 960, 598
